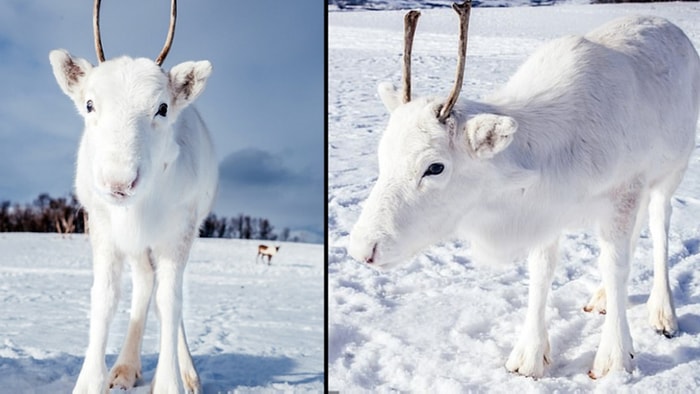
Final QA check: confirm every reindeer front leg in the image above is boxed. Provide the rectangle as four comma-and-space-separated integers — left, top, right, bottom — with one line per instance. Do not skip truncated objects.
151, 255, 185, 393
74, 227, 124, 394
151, 226, 200, 394
109, 251, 155, 389
506, 239, 558, 378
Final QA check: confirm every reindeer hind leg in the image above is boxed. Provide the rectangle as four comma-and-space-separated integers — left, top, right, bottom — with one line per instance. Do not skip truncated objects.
647, 170, 684, 337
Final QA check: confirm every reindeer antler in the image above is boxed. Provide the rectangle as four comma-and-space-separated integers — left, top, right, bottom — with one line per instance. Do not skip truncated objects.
402, 10, 421, 104
438, 0, 472, 123
155, 0, 177, 66
93, 0, 105, 63
94, 0, 177, 66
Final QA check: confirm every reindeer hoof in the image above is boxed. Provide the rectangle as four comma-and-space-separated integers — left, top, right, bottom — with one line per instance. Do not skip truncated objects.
108, 364, 141, 390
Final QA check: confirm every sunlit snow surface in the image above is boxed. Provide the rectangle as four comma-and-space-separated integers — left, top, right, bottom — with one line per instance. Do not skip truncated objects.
329, 3, 700, 391
0, 234, 323, 393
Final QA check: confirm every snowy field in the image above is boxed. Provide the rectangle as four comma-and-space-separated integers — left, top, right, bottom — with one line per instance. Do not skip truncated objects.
329, 3, 700, 392
0, 234, 323, 393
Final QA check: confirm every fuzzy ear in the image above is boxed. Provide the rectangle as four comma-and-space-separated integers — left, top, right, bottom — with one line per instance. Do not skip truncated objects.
49, 49, 93, 102
465, 114, 518, 159
169, 60, 212, 110
377, 82, 402, 113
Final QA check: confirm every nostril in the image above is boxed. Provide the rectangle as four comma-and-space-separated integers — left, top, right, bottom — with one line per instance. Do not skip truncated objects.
129, 173, 139, 190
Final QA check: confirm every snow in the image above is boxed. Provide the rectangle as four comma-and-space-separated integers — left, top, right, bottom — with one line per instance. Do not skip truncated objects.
329, 2, 700, 391
0, 233, 323, 393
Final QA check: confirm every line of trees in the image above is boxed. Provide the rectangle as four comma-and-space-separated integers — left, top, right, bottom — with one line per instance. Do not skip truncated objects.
199, 213, 292, 241
0, 193, 86, 234
0, 193, 292, 241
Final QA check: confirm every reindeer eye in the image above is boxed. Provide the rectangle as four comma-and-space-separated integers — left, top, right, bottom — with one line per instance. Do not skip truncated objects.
156, 103, 168, 117
423, 163, 445, 177
86, 100, 94, 113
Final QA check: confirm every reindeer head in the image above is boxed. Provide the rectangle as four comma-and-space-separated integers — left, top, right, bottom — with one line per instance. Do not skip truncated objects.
49, 0, 212, 205
348, 1, 519, 268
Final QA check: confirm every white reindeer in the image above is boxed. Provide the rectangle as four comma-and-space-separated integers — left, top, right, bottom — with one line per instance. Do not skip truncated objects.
49, 0, 217, 392
349, 1, 700, 379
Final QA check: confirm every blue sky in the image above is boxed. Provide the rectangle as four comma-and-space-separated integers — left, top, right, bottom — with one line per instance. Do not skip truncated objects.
0, 1, 324, 240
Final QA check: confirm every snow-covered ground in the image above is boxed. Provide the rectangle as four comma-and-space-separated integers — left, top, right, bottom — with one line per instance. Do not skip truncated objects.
0, 233, 323, 393
329, 3, 700, 391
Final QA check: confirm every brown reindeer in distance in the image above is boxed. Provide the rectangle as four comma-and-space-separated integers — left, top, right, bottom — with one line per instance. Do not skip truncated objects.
257, 244, 280, 265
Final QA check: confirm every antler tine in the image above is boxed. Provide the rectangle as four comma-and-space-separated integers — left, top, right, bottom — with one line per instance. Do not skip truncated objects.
402, 10, 421, 104
93, 0, 105, 63
155, 0, 177, 66
438, 0, 472, 123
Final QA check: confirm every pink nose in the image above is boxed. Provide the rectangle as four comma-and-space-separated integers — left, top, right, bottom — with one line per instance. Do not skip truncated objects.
348, 229, 382, 265
108, 173, 138, 198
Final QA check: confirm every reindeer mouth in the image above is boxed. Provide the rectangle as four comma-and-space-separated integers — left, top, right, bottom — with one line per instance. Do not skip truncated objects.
105, 190, 135, 205
110, 190, 132, 199
362, 243, 376, 264
358, 242, 407, 270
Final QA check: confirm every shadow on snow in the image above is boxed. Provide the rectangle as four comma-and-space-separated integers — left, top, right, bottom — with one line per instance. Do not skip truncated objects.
0, 352, 323, 393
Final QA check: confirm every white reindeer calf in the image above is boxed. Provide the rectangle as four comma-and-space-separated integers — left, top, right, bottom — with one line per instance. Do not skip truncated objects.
349, 1, 700, 379
50, 1, 217, 392
257, 245, 280, 265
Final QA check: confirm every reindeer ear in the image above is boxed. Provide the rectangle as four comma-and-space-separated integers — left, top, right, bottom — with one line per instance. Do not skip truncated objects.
465, 114, 518, 159
49, 49, 93, 103
377, 82, 402, 113
169, 60, 212, 110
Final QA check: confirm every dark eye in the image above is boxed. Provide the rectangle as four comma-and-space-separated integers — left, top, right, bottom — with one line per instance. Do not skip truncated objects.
156, 103, 168, 117
423, 163, 445, 177
86, 100, 94, 113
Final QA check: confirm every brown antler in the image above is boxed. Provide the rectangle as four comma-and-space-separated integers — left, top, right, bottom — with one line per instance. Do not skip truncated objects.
93, 0, 105, 63
94, 0, 177, 66
402, 10, 421, 104
438, 0, 472, 123
155, 0, 177, 66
